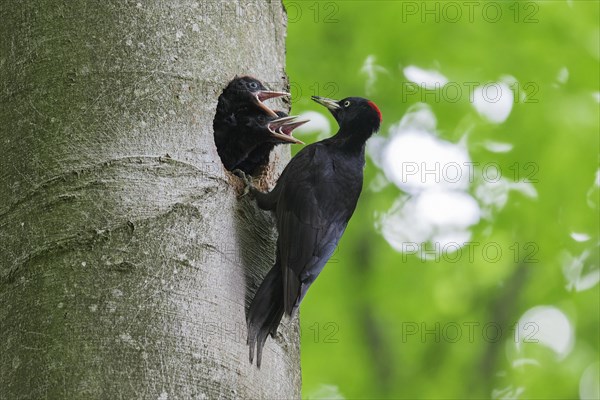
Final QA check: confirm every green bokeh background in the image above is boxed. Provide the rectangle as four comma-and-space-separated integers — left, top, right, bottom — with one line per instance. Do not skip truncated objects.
283, 1, 599, 398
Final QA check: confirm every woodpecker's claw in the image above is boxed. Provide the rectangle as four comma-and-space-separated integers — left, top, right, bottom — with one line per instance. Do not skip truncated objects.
233, 169, 252, 197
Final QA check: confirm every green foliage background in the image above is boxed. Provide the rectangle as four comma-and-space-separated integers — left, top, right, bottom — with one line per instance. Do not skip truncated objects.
283, 1, 599, 398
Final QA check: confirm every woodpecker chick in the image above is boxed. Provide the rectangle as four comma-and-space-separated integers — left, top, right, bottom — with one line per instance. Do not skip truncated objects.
213, 76, 305, 173
238, 111, 308, 175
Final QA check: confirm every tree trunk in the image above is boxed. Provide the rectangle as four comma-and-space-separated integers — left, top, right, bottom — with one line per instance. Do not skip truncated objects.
0, 1, 300, 398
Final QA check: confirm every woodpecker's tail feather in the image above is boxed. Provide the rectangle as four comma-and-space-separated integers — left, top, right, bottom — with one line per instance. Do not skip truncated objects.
246, 262, 284, 368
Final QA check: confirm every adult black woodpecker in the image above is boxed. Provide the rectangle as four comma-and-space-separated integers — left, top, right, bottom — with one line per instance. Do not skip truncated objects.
236, 96, 382, 367
213, 76, 304, 173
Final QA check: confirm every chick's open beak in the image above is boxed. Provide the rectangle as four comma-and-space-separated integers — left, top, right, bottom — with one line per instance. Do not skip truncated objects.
267, 115, 307, 144
254, 91, 290, 117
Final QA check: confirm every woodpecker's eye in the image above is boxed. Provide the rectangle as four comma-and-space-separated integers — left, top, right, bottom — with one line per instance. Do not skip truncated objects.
344, 100, 351, 108
248, 82, 259, 90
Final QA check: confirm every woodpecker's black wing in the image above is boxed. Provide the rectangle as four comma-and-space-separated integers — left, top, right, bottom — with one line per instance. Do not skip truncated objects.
244, 143, 356, 366
274, 143, 362, 315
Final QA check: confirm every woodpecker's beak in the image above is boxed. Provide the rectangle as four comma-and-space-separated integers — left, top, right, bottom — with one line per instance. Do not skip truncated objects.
267, 115, 307, 144
257, 90, 289, 102
311, 96, 340, 111
254, 91, 290, 118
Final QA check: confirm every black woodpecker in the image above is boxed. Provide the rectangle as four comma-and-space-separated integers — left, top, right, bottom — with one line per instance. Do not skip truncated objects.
236, 96, 382, 367
213, 76, 304, 174
237, 111, 308, 175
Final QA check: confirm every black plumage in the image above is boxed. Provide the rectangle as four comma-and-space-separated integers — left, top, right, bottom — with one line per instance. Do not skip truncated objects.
238, 96, 382, 367
213, 76, 304, 174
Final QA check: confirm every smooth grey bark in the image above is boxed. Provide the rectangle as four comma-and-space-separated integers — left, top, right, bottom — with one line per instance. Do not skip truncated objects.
0, 1, 300, 398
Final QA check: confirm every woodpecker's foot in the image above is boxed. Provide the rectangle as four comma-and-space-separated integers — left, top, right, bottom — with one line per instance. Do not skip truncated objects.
232, 169, 251, 197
